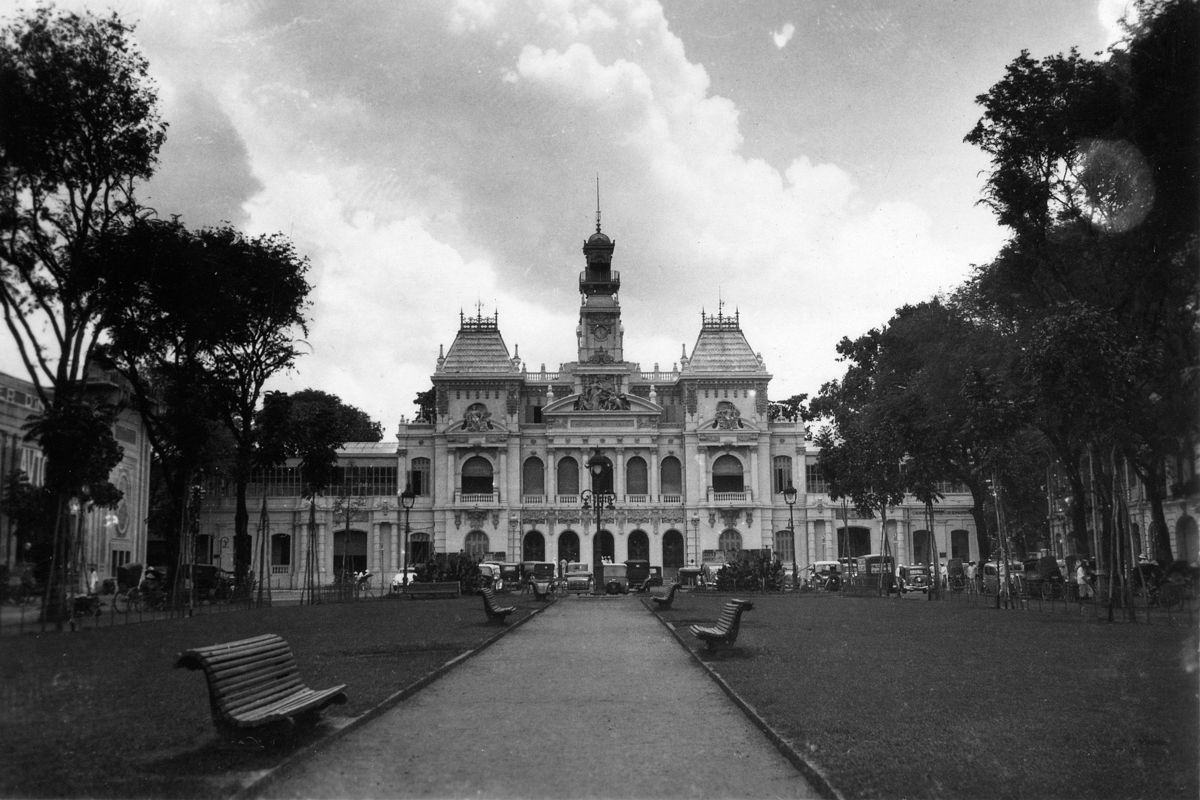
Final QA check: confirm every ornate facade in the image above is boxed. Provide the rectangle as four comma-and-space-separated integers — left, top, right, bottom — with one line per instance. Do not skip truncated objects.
203, 215, 983, 589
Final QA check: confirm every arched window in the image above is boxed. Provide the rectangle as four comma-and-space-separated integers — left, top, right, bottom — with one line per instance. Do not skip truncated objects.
718, 529, 742, 554
523, 530, 546, 561
912, 529, 935, 564
660, 456, 682, 496
626, 456, 648, 496
557, 456, 579, 496
334, 529, 368, 578
522, 457, 545, 497
951, 529, 970, 560
662, 530, 684, 570
558, 531, 580, 564
464, 530, 489, 560
410, 531, 432, 564
773, 456, 792, 494
712, 455, 744, 493
461, 456, 493, 495
594, 530, 615, 562
773, 530, 795, 563
408, 457, 431, 496
628, 530, 649, 561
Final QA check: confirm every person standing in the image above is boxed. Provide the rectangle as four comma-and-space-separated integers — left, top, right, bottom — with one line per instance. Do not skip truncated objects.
1076, 560, 1093, 601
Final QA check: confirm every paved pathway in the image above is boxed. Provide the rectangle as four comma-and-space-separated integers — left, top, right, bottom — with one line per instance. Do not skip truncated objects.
257, 597, 818, 799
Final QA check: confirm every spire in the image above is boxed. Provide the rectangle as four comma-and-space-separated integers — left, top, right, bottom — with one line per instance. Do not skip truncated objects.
595, 173, 602, 233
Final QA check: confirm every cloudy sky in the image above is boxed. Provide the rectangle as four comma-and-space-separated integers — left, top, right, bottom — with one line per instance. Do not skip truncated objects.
3, 0, 1128, 427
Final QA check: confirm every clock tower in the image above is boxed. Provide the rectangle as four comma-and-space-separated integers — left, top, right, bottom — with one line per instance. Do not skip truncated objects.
577, 210, 623, 365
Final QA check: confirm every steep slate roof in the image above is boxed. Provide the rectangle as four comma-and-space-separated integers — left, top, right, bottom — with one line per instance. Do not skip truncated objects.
683, 310, 765, 374
437, 312, 518, 375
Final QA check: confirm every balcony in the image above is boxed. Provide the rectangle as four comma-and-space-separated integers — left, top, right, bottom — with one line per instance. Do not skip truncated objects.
709, 490, 752, 503
455, 491, 500, 505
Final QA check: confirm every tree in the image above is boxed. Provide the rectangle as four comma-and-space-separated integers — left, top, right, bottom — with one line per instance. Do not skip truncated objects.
256, 389, 382, 602
413, 388, 436, 423
0, 6, 164, 619
965, 0, 1200, 564
767, 393, 810, 424
202, 229, 312, 585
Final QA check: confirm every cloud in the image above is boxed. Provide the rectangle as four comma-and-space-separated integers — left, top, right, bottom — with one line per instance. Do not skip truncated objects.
1097, 0, 1134, 47
0, 0, 984, 423
772, 22, 796, 49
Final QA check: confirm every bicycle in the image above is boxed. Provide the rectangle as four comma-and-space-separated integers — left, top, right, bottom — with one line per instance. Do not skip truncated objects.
355, 571, 376, 599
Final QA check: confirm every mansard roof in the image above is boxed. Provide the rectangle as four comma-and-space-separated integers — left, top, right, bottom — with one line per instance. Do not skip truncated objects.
436, 311, 519, 376
682, 309, 766, 375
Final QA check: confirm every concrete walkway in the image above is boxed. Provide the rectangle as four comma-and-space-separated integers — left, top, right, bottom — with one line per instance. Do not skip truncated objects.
256, 597, 819, 799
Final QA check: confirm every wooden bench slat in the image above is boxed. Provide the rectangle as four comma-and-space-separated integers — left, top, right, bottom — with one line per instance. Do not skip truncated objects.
689, 599, 753, 652
176, 633, 347, 735
480, 588, 515, 623
218, 675, 307, 708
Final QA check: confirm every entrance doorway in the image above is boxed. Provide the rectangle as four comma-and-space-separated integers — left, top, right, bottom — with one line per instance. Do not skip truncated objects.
558, 531, 580, 563
628, 530, 649, 561
523, 530, 546, 561
662, 529, 684, 580
594, 530, 614, 563
333, 529, 367, 579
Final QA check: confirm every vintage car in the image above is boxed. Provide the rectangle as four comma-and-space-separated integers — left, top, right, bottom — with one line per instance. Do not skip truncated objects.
806, 560, 842, 591
602, 562, 629, 594
477, 562, 504, 591
522, 561, 557, 598
625, 560, 663, 591
565, 562, 592, 592
897, 564, 931, 593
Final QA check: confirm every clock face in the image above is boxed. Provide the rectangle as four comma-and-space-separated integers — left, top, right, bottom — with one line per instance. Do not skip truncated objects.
592, 322, 610, 340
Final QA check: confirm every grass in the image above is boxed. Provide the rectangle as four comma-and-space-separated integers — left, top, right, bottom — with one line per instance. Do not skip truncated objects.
0, 595, 544, 799
1, 590, 1196, 799
657, 592, 1199, 800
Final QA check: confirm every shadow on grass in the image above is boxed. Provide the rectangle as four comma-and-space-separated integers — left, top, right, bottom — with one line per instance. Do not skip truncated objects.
0, 595, 543, 799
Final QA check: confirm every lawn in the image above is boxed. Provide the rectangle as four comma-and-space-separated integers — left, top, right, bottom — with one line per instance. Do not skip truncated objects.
657, 592, 1199, 800
1, 591, 1196, 799
0, 595, 545, 799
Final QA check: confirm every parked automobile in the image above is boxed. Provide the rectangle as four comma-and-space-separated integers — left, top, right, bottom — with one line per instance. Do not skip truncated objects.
625, 560, 662, 591
477, 562, 504, 591
523, 561, 557, 596
897, 564, 930, 594
1023, 555, 1066, 598
390, 568, 417, 593
981, 561, 1024, 594
602, 562, 628, 594
565, 562, 592, 592
677, 565, 703, 588
806, 560, 842, 591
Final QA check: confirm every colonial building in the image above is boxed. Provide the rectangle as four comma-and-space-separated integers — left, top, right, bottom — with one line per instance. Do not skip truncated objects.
0, 367, 152, 586
203, 215, 985, 590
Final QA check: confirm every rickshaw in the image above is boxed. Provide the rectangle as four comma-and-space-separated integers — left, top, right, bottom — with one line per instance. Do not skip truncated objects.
946, 558, 967, 591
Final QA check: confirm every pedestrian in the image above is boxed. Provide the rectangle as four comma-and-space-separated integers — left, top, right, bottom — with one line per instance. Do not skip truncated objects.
1076, 560, 1093, 601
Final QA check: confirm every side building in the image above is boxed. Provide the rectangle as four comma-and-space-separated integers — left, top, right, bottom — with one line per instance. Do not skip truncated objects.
0, 367, 152, 587
199, 216, 983, 589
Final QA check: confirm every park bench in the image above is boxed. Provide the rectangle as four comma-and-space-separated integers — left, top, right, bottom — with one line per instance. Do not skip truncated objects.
405, 581, 461, 599
480, 587, 516, 623
650, 582, 681, 610
175, 633, 347, 735
689, 599, 754, 652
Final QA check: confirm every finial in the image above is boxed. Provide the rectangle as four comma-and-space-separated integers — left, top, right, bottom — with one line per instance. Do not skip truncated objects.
595, 173, 602, 233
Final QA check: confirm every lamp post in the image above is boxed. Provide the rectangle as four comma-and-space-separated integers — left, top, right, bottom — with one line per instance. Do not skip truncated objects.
400, 485, 416, 592
582, 450, 615, 594
784, 483, 798, 591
